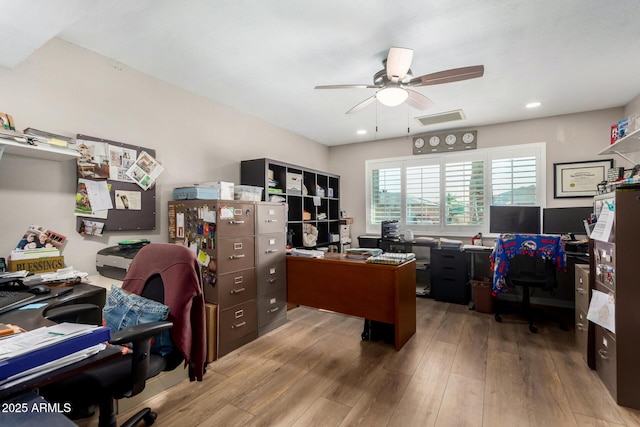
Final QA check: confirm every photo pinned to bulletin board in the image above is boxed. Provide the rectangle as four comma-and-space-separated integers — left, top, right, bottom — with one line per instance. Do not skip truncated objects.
75, 134, 158, 232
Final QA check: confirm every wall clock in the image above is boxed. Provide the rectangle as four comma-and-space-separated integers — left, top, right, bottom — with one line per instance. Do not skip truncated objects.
462, 132, 475, 144
414, 137, 425, 149
445, 134, 457, 145
429, 136, 440, 147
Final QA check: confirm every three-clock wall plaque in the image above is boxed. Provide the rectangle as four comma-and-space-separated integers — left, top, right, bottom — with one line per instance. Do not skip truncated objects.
412, 130, 477, 155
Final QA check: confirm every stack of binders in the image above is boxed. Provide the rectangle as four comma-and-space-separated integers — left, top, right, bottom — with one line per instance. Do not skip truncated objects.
0, 323, 110, 390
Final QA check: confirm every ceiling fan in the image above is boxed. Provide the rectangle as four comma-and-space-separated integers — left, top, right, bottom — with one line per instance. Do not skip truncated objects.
315, 47, 484, 114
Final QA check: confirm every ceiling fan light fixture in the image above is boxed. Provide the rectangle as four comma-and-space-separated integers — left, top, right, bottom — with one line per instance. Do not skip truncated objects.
376, 87, 408, 107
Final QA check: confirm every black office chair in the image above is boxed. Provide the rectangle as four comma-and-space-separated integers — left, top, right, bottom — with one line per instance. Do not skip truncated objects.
494, 254, 560, 333
41, 245, 204, 427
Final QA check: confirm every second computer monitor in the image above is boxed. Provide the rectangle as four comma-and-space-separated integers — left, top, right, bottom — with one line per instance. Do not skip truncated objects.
489, 205, 541, 234
542, 206, 593, 236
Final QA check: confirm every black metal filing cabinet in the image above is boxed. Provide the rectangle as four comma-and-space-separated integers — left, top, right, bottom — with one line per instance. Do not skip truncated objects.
168, 200, 257, 358
430, 248, 469, 304
255, 203, 287, 336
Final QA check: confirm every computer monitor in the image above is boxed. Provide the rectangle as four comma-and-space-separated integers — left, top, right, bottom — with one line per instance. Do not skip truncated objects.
542, 206, 593, 236
489, 205, 541, 234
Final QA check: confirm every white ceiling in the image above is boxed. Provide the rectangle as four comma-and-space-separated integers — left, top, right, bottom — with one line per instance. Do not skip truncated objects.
3, 0, 640, 146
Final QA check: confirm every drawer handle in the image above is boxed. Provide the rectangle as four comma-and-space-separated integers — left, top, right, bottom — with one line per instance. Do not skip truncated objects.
232, 321, 246, 329
230, 287, 246, 295
268, 307, 279, 313
265, 249, 279, 254
265, 219, 278, 223
598, 349, 609, 359
267, 278, 278, 284
576, 322, 585, 330
229, 220, 245, 225
576, 287, 586, 294
229, 254, 246, 260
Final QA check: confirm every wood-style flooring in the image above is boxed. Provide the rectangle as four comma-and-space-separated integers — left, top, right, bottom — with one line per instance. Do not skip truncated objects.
81, 298, 640, 426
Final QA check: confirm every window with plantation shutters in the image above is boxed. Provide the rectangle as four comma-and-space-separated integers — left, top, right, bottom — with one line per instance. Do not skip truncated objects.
491, 156, 537, 205
370, 166, 402, 224
365, 143, 544, 235
406, 163, 440, 225
444, 160, 484, 225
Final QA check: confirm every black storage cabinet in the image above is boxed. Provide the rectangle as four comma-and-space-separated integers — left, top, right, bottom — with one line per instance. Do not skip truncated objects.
430, 249, 469, 304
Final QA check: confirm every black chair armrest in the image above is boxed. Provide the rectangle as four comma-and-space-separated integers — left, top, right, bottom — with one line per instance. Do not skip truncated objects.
44, 303, 101, 324
109, 321, 173, 346
109, 320, 173, 397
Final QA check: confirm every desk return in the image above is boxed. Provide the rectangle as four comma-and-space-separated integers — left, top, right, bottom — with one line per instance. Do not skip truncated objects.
286, 254, 416, 351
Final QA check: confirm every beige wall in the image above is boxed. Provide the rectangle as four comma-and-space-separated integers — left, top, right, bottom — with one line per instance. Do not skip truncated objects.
1, 37, 636, 272
0, 39, 329, 274
329, 108, 625, 242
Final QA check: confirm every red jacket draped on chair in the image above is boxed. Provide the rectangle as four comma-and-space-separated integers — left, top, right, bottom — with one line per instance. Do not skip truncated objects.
122, 243, 206, 381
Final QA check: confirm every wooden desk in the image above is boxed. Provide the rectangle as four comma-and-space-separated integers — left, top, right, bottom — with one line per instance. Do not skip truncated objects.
287, 254, 416, 350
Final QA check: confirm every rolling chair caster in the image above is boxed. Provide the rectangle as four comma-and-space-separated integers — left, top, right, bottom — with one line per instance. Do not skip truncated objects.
143, 411, 157, 426
495, 313, 502, 323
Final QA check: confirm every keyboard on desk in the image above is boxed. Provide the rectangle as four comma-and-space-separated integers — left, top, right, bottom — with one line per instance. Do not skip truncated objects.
0, 290, 35, 314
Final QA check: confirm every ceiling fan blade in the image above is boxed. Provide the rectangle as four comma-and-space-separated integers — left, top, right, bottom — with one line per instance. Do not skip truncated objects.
386, 47, 414, 82
315, 84, 380, 89
345, 95, 377, 114
409, 65, 485, 86
405, 89, 434, 110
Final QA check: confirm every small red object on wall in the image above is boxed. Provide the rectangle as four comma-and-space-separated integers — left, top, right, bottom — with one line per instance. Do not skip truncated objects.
611, 124, 619, 144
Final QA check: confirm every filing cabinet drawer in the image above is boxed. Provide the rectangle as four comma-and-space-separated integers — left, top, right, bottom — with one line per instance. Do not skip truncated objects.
575, 264, 590, 312
256, 233, 286, 266
575, 308, 589, 364
217, 236, 255, 272
217, 267, 256, 309
256, 203, 286, 235
595, 325, 617, 400
215, 203, 255, 237
256, 261, 287, 296
433, 250, 464, 267
219, 300, 258, 345
257, 288, 287, 328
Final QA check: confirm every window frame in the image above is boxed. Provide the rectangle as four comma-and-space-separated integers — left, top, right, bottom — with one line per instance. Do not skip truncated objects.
365, 142, 546, 237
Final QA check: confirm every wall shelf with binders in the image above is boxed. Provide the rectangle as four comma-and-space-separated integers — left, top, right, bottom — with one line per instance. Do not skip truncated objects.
240, 158, 340, 250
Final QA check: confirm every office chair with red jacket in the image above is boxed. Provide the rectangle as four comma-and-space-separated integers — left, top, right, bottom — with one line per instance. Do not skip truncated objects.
42, 243, 206, 427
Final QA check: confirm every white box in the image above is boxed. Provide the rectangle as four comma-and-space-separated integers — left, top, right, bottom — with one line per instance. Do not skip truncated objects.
201, 181, 234, 200
234, 185, 263, 201
286, 173, 302, 194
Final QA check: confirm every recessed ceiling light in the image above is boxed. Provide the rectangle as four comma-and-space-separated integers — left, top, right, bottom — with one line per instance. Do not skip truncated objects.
357, 129, 367, 135
526, 102, 542, 108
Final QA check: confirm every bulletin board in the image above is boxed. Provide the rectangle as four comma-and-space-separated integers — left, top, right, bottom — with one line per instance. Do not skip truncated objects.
75, 134, 157, 232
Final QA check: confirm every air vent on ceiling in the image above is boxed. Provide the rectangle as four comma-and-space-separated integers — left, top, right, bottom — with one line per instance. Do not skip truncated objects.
415, 109, 466, 126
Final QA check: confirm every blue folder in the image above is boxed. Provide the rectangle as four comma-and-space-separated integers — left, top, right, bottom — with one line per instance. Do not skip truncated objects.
0, 326, 111, 381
